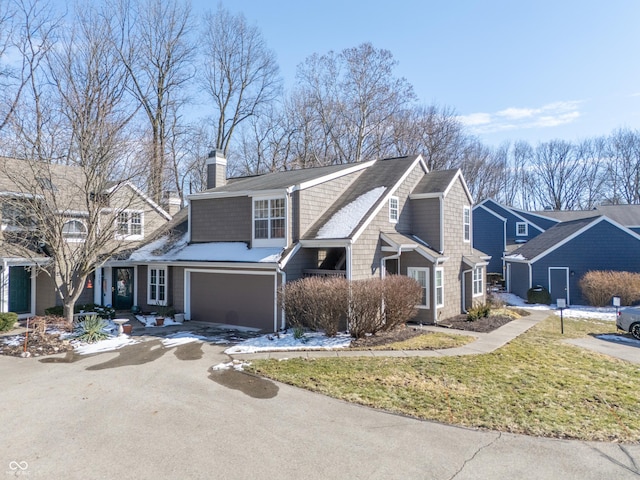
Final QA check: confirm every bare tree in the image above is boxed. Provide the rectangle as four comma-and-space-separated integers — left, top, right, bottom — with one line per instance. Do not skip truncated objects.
201, 5, 282, 158
606, 128, 640, 204
530, 140, 584, 210
2, 3, 142, 324
295, 42, 415, 164
108, 0, 195, 204
575, 137, 607, 208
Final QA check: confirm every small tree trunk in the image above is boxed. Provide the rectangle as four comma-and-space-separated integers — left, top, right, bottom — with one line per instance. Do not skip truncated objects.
63, 301, 76, 327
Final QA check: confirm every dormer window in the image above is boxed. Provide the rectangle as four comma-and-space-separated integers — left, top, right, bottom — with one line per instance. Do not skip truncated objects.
516, 222, 528, 236
253, 197, 286, 247
389, 196, 399, 223
116, 211, 143, 240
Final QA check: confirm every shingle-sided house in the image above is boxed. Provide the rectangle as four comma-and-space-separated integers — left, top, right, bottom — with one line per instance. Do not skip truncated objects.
0, 157, 174, 317
128, 152, 489, 331
503, 215, 640, 305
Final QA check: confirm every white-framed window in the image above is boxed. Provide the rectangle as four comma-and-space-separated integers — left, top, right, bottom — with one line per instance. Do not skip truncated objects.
389, 196, 399, 223
473, 267, 483, 296
148, 266, 167, 305
408, 267, 430, 309
516, 222, 528, 236
116, 211, 143, 240
463, 206, 470, 242
253, 197, 286, 246
62, 219, 87, 242
435, 267, 444, 307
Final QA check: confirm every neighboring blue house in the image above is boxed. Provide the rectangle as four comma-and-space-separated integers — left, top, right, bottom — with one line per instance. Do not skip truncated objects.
472, 199, 558, 274
503, 215, 640, 305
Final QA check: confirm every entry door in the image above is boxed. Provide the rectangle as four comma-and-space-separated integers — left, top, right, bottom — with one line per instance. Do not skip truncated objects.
113, 267, 134, 310
549, 267, 569, 305
9, 266, 31, 314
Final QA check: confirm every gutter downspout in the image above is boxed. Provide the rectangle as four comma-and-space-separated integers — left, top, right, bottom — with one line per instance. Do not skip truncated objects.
276, 266, 286, 331
380, 248, 403, 278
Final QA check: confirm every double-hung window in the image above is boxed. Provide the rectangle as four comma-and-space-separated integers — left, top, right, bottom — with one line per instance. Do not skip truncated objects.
473, 267, 483, 296
117, 211, 143, 239
463, 206, 470, 242
148, 266, 167, 305
435, 268, 444, 307
408, 267, 430, 308
389, 196, 399, 223
253, 197, 285, 246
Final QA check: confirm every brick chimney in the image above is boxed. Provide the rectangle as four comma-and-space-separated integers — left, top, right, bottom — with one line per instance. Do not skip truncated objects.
161, 191, 182, 217
206, 150, 227, 189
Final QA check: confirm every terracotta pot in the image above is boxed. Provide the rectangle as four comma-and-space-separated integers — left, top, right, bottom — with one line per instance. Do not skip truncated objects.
122, 324, 133, 334
155, 317, 164, 326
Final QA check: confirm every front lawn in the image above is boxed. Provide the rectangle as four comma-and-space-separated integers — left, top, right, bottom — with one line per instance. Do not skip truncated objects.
249, 315, 640, 442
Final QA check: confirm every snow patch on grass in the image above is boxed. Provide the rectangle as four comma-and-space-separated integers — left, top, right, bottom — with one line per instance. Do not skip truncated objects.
225, 330, 352, 354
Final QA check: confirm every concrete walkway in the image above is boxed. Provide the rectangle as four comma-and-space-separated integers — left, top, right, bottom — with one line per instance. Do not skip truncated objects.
229, 309, 551, 361
565, 336, 640, 364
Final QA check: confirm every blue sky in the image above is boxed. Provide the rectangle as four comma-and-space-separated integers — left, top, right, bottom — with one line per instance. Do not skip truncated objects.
193, 0, 640, 147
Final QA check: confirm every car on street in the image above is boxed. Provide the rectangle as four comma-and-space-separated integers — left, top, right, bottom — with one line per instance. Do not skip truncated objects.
617, 306, 640, 340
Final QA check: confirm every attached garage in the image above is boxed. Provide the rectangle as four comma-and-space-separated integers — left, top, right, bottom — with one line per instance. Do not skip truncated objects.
186, 269, 280, 331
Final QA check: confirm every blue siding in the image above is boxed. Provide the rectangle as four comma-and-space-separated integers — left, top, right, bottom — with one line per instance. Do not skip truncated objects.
508, 262, 530, 299
473, 207, 504, 274
630, 227, 640, 235
531, 220, 640, 304
516, 211, 558, 231
481, 200, 543, 244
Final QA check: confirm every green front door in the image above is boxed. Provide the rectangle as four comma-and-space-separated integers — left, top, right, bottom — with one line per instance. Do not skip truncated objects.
113, 267, 134, 310
9, 266, 31, 314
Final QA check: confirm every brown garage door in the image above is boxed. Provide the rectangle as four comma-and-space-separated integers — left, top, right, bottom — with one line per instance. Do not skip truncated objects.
190, 271, 275, 331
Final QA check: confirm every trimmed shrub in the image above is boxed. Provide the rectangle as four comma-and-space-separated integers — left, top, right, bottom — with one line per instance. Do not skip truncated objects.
527, 285, 551, 305
279, 276, 348, 336
467, 303, 491, 322
0, 312, 18, 332
579, 270, 640, 306
381, 275, 422, 331
348, 278, 385, 339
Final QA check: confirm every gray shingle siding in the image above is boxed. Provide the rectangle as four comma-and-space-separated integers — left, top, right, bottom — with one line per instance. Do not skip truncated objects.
411, 198, 441, 251
297, 170, 362, 238
190, 196, 252, 243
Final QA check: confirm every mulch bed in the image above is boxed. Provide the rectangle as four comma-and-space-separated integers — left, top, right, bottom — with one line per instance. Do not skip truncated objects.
350, 324, 426, 348
438, 314, 516, 333
350, 311, 524, 348
0, 332, 74, 357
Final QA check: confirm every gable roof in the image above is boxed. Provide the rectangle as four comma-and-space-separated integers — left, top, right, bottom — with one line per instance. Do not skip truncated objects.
410, 169, 473, 202
302, 156, 423, 241
505, 215, 640, 263
475, 198, 547, 233
535, 204, 640, 228
190, 161, 373, 198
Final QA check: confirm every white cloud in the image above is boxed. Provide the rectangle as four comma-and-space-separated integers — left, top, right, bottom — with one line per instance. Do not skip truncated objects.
458, 100, 583, 135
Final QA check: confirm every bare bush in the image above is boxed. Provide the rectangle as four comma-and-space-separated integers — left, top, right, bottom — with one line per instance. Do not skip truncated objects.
579, 270, 640, 306
381, 275, 422, 331
30, 315, 73, 335
279, 277, 348, 336
348, 278, 385, 339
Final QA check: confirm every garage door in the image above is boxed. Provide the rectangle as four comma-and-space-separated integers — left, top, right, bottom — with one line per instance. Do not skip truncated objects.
189, 271, 276, 331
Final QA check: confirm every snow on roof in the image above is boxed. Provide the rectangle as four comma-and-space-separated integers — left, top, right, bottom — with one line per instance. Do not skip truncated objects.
316, 186, 386, 239
129, 233, 282, 263
505, 253, 526, 260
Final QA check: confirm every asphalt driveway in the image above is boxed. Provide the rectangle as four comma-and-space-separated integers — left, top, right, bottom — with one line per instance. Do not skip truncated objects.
2, 341, 639, 480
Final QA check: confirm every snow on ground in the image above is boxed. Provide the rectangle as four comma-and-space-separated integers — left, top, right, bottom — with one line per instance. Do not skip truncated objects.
224, 330, 352, 354
161, 331, 211, 348
211, 360, 251, 371
74, 335, 139, 355
136, 315, 184, 327
494, 292, 617, 321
